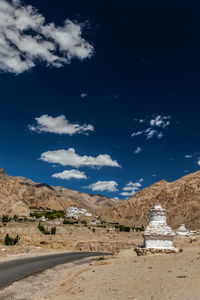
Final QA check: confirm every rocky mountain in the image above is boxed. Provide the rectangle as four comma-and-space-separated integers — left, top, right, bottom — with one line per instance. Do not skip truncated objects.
0, 168, 119, 217
101, 171, 200, 229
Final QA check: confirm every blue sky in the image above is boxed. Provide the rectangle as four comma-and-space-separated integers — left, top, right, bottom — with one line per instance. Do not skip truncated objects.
1, 0, 200, 199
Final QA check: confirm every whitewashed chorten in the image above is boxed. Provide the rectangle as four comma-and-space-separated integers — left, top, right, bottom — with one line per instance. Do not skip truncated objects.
176, 224, 189, 237
143, 204, 175, 250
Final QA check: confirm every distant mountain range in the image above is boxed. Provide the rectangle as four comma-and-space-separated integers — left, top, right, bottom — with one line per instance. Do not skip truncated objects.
0, 168, 119, 217
2, 167, 200, 229
101, 171, 200, 229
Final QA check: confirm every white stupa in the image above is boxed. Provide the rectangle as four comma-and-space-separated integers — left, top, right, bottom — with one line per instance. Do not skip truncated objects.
39, 216, 46, 222
176, 224, 189, 237
143, 204, 175, 250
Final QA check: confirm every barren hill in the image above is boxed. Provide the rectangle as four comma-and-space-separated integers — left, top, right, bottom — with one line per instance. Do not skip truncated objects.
101, 171, 200, 229
0, 168, 119, 217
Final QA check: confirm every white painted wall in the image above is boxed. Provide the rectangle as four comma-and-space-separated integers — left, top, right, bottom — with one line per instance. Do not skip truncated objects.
144, 237, 174, 249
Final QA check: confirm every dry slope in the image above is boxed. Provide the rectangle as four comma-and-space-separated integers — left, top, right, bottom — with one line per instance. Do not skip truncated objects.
101, 171, 200, 229
0, 168, 119, 217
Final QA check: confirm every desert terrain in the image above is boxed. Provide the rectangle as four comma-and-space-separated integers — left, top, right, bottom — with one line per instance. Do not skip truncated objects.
0, 236, 200, 300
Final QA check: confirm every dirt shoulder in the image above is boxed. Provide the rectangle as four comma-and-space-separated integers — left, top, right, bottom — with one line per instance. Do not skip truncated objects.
46, 246, 200, 300
1, 239, 200, 300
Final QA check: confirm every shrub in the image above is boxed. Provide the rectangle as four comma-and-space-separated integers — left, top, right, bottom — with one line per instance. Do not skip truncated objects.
38, 223, 50, 235
51, 227, 56, 235
30, 210, 65, 220
135, 225, 145, 232
2, 215, 11, 223
115, 224, 131, 232
63, 219, 77, 225
13, 215, 18, 221
92, 228, 96, 233
38, 223, 57, 235
4, 234, 20, 246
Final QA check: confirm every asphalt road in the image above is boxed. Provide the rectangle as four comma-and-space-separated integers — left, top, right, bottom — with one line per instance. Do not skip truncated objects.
0, 251, 111, 289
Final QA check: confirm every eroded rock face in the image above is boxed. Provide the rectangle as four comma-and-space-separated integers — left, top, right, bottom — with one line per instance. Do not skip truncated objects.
101, 171, 200, 229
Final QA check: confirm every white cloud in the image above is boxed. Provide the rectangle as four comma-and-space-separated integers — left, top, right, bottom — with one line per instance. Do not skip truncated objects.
80, 93, 88, 98
134, 146, 142, 154
134, 118, 145, 123
185, 154, 192, 158
149, 115, 171, 128
29, 114, 94, 135
0, 0, 93, 74
120, 178, 143, 197
40, 148, 120, 168
87, 180, 118, 192
145, 128, 157, 139
131, 131, 143, 137
132, 115, 171, 140
197, 160, 200, 166
157, 132, 164, 139
52, 169, 87, 180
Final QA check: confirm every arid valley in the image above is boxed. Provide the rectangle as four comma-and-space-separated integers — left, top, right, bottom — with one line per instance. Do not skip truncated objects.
0, 168, 200, 299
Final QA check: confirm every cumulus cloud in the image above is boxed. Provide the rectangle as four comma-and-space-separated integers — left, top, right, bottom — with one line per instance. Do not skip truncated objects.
52, 169, 87, 180
132, 115, 171, 140
145, 128, 157, 139
149, 115, 170, 128
29, 114, 94, 135
0, 0, 93, 74
134, 146, 142, 154
40, 148, 120, 168
80, 93, 88, 98
87, 180, 118, 192
120, 178, 143, 197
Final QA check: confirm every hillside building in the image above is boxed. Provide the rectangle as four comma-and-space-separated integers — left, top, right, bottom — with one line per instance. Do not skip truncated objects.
66, 206, 92, 219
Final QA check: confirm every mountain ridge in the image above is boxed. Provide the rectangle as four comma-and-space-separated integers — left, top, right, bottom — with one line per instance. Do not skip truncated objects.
0, 168, 119, 217
100, 171, 200, 229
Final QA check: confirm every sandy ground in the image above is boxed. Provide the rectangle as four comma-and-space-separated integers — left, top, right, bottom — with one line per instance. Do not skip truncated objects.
1, 238, 200, 300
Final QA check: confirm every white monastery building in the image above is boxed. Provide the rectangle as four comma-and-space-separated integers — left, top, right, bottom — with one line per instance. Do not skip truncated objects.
66, 206, 92, 219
